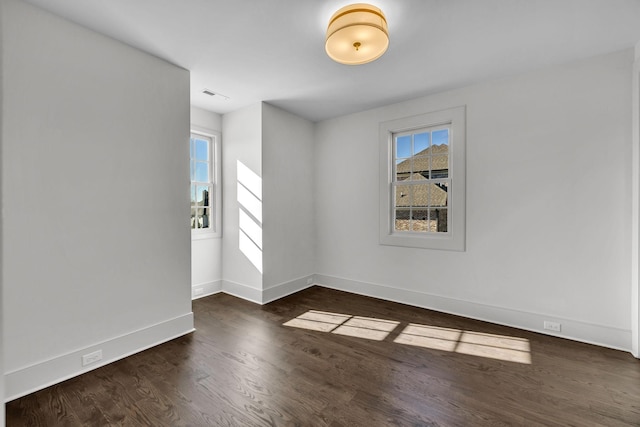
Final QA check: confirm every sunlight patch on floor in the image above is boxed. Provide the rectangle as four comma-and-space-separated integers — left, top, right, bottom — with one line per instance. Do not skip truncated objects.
455, 331, 531, 364
282, 310, 350, 332
283, 311, 399, 340
284, 310, 532, 364
393, 324, 461, 352
394, 324, 531, 364
332, 316, 400, 341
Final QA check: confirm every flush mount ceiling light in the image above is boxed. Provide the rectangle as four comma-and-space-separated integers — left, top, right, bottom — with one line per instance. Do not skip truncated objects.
325, 3, 389, 65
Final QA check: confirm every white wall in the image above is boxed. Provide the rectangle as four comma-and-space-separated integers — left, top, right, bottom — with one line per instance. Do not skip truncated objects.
315, 49, 634, 351
192, 105, 222, 132
220, 103, 315, 303
190, 106, 223, 299
0, 0, 4, 422
633, 41, 640, 358
262, 104, 315, 300
221, 103, 264, 301
2, 0, 193, 399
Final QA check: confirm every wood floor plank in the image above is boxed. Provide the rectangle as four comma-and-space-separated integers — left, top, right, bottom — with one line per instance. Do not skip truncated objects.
6, 286, 640, 426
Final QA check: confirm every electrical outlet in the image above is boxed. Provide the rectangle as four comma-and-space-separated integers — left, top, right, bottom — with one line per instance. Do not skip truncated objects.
307, 277, 313, 285
194, 287, 204, 296
544, 321, 561, 332
82, 350, 103, 366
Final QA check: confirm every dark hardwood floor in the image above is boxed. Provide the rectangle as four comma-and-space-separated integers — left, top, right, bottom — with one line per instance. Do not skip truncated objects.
6, 286, 640, 426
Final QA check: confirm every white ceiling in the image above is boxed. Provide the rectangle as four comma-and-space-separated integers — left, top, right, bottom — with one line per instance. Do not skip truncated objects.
22, 0, 640, 122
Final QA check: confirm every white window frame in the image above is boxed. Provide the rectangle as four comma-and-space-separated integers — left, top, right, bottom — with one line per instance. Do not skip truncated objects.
379, 106, 466, 251
191, 126, 222, 239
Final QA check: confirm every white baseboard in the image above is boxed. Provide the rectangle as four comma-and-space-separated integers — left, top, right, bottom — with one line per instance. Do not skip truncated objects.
221, 279, 262, 304
315, 274, 632, 353
216, 276, 314, 304
192, 280, 222, 299
5, 312, 194, 402
263, 275, 315, 304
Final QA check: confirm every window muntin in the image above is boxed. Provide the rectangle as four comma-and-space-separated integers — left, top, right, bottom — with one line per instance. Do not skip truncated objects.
190, 133, 214, 231
393, 125, 450, 234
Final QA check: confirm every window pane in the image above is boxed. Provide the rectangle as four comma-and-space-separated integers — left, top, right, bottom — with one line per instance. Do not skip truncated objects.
432, 129, 449, 147
411, 209, 430, 232
414, 132, 430, 155
395, 209, 410, 231
433, 208, 448, 232
411, 157, 430, 179
395, 184, 412, 208
432, 141, 449, 155
396, 135, 411, 159
396, 158, 411, 181
196, 185, 210, 207
431, 155, 448, 177
197, 208, 210, 229
412, 183, 430, 208
396, 171, 410, 182
195, 138, 209, 161
195, 161, 209, 182
190, 133, 217, 234
430, 182, 448, 207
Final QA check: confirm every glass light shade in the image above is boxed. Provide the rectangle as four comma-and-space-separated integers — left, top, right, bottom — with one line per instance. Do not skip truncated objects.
325, 3, 389, 65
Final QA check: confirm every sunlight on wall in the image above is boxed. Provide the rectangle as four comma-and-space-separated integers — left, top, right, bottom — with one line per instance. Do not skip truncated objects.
239, 230, 262, 273
237, 160, 263, 273
237, 160, 262, 199
284, 310, 532, 364
239, 208, 262, 249
237, 183, 262, 224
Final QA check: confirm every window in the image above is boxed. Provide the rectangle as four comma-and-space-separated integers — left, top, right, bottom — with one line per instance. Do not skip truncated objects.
393, 126, 450, 234
190, 129, 221, 237
379, 106, 466, 251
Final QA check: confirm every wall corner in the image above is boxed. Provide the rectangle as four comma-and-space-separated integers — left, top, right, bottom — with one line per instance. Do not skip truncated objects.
632, 43, 640, 358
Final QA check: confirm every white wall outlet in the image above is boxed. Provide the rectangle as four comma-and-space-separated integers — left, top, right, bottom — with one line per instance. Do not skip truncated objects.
307, 277, 313, 285
82, 349, 103, 366
194, 287, 204, 296
544, 321, 561, 332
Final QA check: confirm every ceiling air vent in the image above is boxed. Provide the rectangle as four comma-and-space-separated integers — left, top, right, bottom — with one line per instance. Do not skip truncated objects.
202, 89, 229, 100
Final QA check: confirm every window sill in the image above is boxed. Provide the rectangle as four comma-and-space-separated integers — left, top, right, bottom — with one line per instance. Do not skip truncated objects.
380, 231, 464, 251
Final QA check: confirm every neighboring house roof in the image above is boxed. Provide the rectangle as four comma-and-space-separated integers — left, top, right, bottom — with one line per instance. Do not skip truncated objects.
396, 144, 449, 175
395, 144, 449, 209
396, 173, 448, 208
